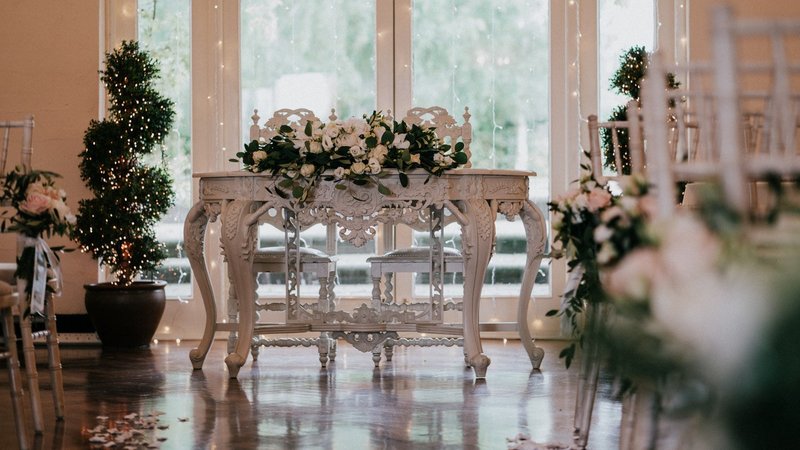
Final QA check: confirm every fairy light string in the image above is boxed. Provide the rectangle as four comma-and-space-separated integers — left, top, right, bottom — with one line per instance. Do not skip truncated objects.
76, 41, 176, 286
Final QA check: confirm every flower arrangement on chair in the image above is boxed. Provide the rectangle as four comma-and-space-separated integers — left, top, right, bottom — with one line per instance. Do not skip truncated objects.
234, 111, 469, 203
0, 167, 75, 314
547, 166, 653, 367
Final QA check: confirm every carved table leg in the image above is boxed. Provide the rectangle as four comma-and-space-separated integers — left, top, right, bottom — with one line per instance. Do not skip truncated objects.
459, 198, 495, 378
185, 201, 217, 370
220, 200, 258, 378
519, 199, 547, 369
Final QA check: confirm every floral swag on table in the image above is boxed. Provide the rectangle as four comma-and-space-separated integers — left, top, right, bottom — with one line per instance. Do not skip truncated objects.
547, 163, 653, 368
0, 167, 75, 315
234, 111, 469, 203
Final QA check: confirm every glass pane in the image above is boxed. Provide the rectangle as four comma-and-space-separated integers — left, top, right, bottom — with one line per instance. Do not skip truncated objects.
413, 0, 550, 297
138, 0, 193, 298
241, 0, 378, 296
598, 0, 655, 119
240, 0, 376, 129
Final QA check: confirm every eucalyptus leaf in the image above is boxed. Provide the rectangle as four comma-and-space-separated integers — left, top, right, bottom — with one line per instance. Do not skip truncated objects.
399, 172, 409, 187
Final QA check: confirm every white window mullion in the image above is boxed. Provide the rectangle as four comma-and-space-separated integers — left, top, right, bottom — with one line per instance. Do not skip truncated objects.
192, 0, 240, 320
390, 0, 415, 303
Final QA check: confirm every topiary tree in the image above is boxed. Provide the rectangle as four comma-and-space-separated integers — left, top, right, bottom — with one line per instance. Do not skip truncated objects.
603, 46, 680, 174
75, 41, 175, 286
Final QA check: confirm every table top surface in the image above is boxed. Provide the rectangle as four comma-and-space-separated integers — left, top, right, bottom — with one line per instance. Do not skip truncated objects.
193, 168, 537, 178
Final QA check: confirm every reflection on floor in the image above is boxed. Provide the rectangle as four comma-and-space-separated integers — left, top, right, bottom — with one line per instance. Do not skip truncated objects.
0, 339, 620, 449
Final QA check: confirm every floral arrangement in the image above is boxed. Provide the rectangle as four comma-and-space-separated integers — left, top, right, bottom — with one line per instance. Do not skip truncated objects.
597, 187, 800, 448
547, 166, 653, 367
0, 167, 75, 314
234, 111, 469, 203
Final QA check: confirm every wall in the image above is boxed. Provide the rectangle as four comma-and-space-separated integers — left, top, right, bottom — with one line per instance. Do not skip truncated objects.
0, 0, 100, 315
690, 0, 800, 61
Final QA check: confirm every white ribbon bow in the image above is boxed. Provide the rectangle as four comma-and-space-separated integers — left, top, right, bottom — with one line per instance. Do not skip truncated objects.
19, 236, 63, 315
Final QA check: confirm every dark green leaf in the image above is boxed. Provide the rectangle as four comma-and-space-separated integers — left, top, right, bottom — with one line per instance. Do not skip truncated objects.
399, 172, 409, 187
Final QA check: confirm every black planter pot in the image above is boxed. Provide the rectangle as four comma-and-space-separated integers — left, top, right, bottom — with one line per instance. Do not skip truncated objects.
84, 281, 167, 349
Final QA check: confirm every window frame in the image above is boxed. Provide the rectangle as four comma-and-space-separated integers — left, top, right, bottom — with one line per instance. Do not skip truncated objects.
105, 0, 689, 339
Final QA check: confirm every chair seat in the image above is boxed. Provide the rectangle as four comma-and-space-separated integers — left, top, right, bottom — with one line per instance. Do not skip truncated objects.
254, 246, 336, 264
0, 262, 15, 284
367, 246, 462, 263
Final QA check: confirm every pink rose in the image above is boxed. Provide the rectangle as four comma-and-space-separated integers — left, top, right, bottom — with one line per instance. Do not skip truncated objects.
19, 192, 52, 215
586, 188, 612, 212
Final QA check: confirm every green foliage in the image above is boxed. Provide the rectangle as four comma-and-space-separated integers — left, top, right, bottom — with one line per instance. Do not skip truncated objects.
74, 41, 175, 286
604, 46, 680, 173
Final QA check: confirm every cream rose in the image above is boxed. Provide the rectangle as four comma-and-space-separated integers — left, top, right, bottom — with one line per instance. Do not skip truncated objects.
351, 161, 367, 174
300, 164, 316, 178
252, 150, 267, 163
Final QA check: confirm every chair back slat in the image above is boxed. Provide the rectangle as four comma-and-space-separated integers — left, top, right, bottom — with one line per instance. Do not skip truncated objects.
403, 106, 472, 168
587, 100, 644, 187
0, 115, 34, 179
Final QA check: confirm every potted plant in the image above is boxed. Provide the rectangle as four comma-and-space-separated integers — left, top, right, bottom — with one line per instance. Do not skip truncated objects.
74, 41, 175, 348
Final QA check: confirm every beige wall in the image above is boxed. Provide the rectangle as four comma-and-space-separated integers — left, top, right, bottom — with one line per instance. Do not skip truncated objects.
2, 0, 800, 317
0, 1, 100, 314
690, 0, 800, 61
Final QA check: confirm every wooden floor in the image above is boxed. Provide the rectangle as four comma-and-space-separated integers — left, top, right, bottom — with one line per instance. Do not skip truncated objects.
0, 339, 621, 449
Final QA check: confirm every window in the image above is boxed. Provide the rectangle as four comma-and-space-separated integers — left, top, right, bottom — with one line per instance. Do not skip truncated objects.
138, 0, 193, 298
117, 0, 680, 339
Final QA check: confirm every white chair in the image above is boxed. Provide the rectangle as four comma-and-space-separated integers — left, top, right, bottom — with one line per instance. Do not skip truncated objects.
365, 107, 473, 364
645, 6, 800, 220
0, 280, 28, 449
231, 109, 338, 367
573, 100, 645, 450
631, 7, 800, 449
0, 116, 65, 434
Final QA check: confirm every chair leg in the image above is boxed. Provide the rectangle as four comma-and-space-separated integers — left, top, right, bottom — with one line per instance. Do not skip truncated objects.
384, 341, 394, 362
3, 308, 29, 450
371, 349, 382, 368
329, 338, 337, 362
317, 332, 330, 368
370, 275, 382, 310
45, 296, 64, 420
20, 312, 44, 434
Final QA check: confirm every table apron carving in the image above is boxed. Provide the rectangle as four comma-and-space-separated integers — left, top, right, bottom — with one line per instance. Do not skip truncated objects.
186, 169, 546, 378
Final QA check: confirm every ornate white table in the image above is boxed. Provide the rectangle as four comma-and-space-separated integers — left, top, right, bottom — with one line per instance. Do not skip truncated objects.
184, 168, 547, 378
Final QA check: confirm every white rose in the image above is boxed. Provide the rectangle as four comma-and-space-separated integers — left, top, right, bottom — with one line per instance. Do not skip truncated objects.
392, 133, 410, 150
596, 241, 617, 265
410, 153, 421, 164
593, 224, 613, 243
322, 134, 334, 151
351, 161, 367, 174
605, 248, 661, 301
65, 213, 77, 226
300, 164, 316, 178
368, 158, 382, 174
369, 144, 389, 163
349, 144, 366, 158
252, 150, 267, 162
308, 140, 322, 154
324, 122, 340, 138
333, 167, 347, 179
